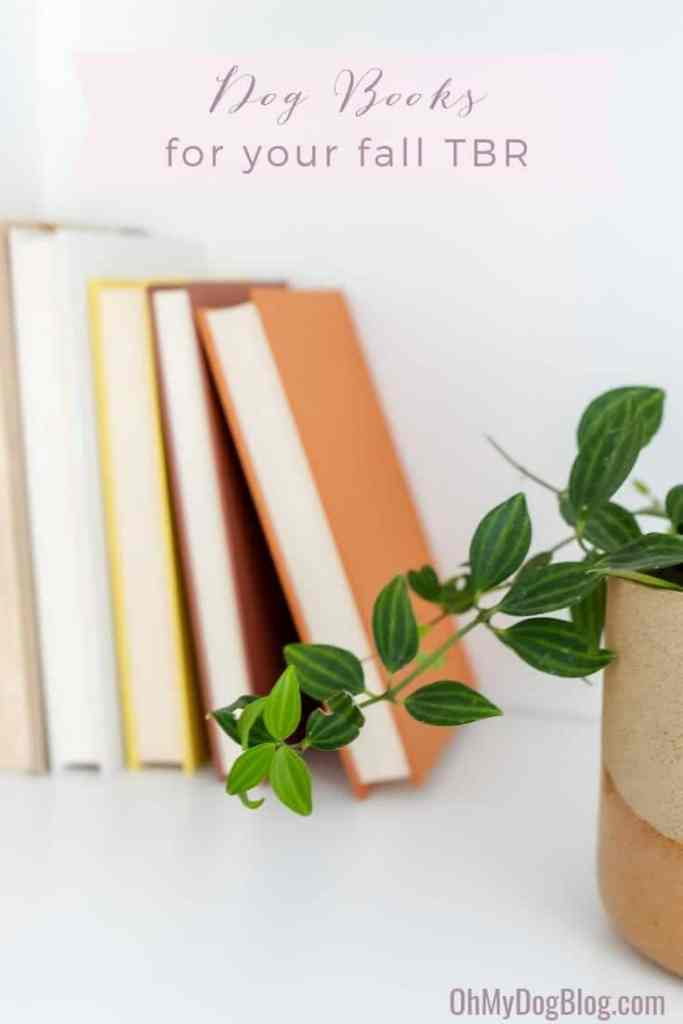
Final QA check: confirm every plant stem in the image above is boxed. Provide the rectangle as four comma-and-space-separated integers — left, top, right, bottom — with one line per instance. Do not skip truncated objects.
486, 436, 562, 496
631, 506, 669, 519
358, 691, 392, 709
547, 534, 577, 555
575, 513, 591, 554
387, 617, 482, 702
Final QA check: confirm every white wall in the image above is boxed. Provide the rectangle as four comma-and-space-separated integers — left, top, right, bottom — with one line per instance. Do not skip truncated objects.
28, 0, 683, 722
0, 2, 42, 217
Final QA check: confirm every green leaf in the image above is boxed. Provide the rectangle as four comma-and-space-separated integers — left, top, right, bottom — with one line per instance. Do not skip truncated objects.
283, 643, 364, 700
559, 492, 576, 527
582, 502, 642, 552
577, 386, 665, 449
570, 578, 607, 650
247, 716, 277, 747
560, 495, 642, 552
372, 575, 419, 672
238, 791, 265, 810
226, 742, 276, 795
306, 692, 364, 750
597, 569, 683, 592
438, 576, 476, 613
263, 666, 302, 741
210, 706, 242, 745
569, 400, 645, 515
211, 698, 276, 749
498, 618, 615, 677
592, 533, 683, 573
500, 561, 601, 616
220, 695, 258, 714
407, 565, 441, 602
666, 486, 683, 530
269, 746, 312, 816
408, 565, 475, 613
517, 551, 553, 579
404, 681, 502, 726
238, 697, 267, 746
469, 493, 532, 594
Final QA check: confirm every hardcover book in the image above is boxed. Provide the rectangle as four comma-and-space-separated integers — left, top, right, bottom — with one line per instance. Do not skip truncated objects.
89, 277, 206, 771
10, 227, 204, 770
198, 289, 477, 796
0, 224, 47, 772
149, 282, 296, 776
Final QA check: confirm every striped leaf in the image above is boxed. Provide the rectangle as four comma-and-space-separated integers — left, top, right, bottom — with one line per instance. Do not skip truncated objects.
569, 401, 645, 515
592, 533, 683, 573
570, 578, 607, 649
500, 561, 601, 616
498, 618, 615, 677
583, 502, 641, 552
226, 742, 276, 795
372, 576, 419, 672
469, 493, 531, 594
284, 643, 364, 700
438, 576, 476, 613
559, 495, 642, 552
577, 386, 665, 449
211, 697, 275, 749
407, 566, 475, 613
516, 551, 553, 580
269, 746, 312, 816
211, 706, 242, 745
404, 681, 501, 726
407, 565, 441, 602
666, 485, 683, 530
559, 492, 577, 527
598, 569, 683, 592
306, 692, 364, 750
263, 666, 301, 741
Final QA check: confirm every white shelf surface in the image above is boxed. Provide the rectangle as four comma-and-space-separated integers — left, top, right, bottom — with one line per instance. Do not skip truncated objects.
2, 712, 682, 1022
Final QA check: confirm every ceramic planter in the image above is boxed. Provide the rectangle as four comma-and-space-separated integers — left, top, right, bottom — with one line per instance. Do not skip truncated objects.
599, 578, 683, 976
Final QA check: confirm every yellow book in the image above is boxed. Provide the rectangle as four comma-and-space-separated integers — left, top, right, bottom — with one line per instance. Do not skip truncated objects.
89, 279, 204, 771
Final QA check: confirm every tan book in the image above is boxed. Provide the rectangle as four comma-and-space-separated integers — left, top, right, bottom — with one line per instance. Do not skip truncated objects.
0, 224, 46, 771
198, 289, 477, 796
148, 282, 296, 777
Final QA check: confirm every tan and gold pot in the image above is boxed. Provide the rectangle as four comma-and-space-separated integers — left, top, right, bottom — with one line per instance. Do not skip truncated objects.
599, 578, 683, 976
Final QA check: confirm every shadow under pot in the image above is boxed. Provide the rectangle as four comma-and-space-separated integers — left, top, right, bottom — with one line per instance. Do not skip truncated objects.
599, 578, 683, 976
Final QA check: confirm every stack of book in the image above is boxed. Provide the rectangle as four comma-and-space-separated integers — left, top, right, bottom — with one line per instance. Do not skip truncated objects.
0, 223, 474, 796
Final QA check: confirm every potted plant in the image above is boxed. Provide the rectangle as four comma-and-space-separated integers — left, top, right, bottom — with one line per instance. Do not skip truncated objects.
211, 384, 683, 976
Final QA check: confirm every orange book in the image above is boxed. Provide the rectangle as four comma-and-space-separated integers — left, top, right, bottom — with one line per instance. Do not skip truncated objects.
198, 289, 477, 797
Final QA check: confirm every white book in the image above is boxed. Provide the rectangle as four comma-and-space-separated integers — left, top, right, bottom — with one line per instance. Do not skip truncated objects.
9, 228, 205, 770
152, 288, 252, 775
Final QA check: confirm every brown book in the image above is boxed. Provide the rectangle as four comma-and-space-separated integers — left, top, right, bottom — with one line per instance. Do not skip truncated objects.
0, 224, 47, 771
149, 283, 296, 777
197, 289, 477, 796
